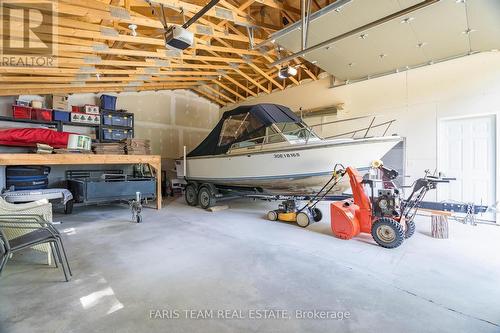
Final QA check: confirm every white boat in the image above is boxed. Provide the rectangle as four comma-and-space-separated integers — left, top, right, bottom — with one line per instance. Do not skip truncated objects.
177, 104, 401, 195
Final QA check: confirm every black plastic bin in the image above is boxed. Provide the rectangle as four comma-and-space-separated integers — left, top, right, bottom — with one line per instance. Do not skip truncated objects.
66, 170, 156, 204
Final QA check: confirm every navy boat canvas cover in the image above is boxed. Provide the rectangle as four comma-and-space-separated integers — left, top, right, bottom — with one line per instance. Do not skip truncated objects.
188, 104, 299, 157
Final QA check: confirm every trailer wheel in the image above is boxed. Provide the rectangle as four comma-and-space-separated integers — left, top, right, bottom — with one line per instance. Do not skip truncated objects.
371, 217, 405, 248
405, 219, 416, 239
198, 186, 216, 209
267, 210, 278, 221
311, 207, 322, 222
185, 183, 198, 206
296, 212, 311, 228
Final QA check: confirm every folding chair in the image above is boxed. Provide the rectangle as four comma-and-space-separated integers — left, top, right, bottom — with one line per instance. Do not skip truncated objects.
0, 214, 72, 282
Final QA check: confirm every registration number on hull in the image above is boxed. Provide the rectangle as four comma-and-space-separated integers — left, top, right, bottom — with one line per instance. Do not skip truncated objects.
273, 152, 301, 158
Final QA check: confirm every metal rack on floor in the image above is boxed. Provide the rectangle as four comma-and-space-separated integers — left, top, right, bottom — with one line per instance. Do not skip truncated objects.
0, 154, 162, 209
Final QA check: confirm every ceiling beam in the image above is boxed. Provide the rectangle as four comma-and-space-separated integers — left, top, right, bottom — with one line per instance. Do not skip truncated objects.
0, 0, 324, 100
192, 87, 226, 105
203, 84, 236, 103
212, 79, 245, 100
0, 84, 197, 96
232, 68, 270, 93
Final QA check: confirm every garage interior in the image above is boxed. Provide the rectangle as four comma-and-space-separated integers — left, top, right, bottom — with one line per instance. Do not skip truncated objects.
0, 0, 499, 332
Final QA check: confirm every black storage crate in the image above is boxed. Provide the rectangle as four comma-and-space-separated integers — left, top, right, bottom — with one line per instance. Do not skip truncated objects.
66, 170, 156, 203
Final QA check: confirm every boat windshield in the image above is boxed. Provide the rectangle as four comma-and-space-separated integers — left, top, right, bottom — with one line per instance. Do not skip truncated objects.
275, 122, 320, 142
229, 121, 320, 150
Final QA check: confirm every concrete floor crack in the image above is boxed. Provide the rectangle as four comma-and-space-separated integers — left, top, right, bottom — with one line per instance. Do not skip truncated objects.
396, 286, 500, 328
264, 242, 500, 328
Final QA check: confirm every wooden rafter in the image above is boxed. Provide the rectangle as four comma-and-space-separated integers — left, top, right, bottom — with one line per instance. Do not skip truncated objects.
0, 0, 327, 106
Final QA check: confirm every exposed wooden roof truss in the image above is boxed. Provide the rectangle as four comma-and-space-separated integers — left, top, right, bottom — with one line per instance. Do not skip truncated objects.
0, 0, 328, 105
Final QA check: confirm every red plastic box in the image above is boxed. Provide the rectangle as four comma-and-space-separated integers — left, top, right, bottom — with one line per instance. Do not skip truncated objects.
12, 105, 33, 119
32, 108, 53, 121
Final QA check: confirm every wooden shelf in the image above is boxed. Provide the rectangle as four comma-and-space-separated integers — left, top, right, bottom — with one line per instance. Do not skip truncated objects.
0, 154, 162, 209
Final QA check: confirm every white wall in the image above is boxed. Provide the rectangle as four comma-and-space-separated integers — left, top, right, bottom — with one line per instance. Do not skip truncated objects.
222, 52, 500, 201
0, 89, 219, 159
0, 89, 220, 186
66, 89, 220, 159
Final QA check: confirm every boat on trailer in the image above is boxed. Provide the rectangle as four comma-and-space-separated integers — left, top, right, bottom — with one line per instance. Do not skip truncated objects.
177, 103, 401, 208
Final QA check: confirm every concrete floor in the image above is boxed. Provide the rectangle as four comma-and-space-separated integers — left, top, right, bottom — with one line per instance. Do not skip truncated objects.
0, 198, 499, 333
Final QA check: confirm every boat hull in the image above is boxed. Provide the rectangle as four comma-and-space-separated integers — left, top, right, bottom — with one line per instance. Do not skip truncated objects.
181, 137, 401, 194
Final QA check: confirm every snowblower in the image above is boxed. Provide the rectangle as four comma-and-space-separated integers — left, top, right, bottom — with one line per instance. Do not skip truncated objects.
330, 162, 452, 248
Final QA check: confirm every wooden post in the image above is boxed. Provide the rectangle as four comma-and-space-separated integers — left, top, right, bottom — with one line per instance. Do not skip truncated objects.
431, 215, 449, 239
148, 159, 162, 210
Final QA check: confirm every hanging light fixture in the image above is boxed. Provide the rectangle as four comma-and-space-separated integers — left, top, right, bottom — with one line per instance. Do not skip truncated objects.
278, 66, 298, 79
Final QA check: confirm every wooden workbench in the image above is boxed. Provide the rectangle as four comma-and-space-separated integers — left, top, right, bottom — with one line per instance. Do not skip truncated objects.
0, 154, 162, 209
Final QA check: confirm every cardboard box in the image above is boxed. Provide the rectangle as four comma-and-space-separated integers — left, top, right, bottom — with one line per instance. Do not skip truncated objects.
70, 112, 100, 124
52, 94, 69, 111
84, 104, 100, 114
31, 100, 43, 108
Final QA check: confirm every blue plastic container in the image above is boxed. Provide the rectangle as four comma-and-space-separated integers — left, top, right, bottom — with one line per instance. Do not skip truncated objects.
102, 113, 133, 127
6, 175, 49, 190
101, 128, 133, 141
100, 94, 117, 111
53, 110, 70, 122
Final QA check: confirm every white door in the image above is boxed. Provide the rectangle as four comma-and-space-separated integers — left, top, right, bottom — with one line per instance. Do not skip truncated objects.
438, 115, 496, 206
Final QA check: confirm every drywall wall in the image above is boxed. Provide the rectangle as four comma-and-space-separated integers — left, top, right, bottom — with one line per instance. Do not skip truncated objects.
67, 89, 220, 158
0, 89, 219, 158
222, 52, 500, 203
0, 89, 219, 189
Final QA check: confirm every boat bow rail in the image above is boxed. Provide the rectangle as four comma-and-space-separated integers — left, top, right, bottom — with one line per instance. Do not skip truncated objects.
308, 115, 397, 140
226, 114, 397, 153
